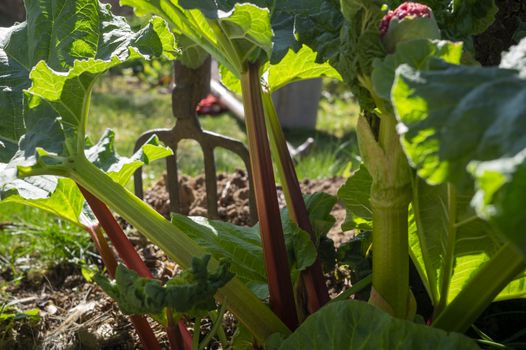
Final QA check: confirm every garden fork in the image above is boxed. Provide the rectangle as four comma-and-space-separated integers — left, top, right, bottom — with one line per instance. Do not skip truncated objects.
133, 57, 256, 224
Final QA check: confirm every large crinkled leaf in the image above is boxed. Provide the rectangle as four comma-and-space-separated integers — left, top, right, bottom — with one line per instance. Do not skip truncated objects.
0, 23, 29, 148
218, 3, 272, 62
264, 45, 341, 93
392, 41, 526, 255
0, 0, 175, 226
123, 0, 272, 74
0, 175, 85, 227
269, 301, 479, 349
469, 151, 526, 253
220, 44, 342, 95
170, 213, 316, 299
176, 0, 299, 63
337, 165, 373, 231
85, 129, 172, 186
27, 14, 176, 134
171, 214, 268, 298
121, 0, 223, 71
94, 257, 234, 316
171, 193, 331, 299
302, 192, 337, 240
177, 35, 210, 69
372, 39, 463, 103
410, 179, 526, 306
0, 131, 171, 227
0, 140, 18, 164
392, 62, 522, 186
0, 0, 176, 174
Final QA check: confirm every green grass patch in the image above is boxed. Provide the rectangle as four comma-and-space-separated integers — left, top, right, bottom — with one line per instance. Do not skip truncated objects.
0, 203, 94, 282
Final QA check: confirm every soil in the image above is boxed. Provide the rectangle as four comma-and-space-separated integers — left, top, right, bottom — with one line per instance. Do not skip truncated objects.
1, 173, 355, 349
144, 171, 353, 246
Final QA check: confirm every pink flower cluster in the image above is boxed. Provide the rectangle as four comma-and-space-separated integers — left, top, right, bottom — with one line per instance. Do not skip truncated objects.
379, 2, 433, 36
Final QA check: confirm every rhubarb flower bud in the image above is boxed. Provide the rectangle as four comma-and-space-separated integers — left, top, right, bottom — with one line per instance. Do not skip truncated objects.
380, 2, 440, 53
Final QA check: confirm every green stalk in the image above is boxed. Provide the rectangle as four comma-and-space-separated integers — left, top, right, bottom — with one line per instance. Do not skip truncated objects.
357, 113, 412, 318
371, 198, 410, 318
240, 63, 299, 330
433, 243, 526, 332
68, 155, 289, 342
192, 318, 202, 350
261, 90, 329, 314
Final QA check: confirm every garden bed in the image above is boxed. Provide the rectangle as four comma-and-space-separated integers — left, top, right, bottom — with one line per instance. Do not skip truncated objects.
1, 174, 354, 349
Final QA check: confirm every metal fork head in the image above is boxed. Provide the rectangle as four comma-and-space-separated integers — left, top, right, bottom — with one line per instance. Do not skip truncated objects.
133, 58, 256, 224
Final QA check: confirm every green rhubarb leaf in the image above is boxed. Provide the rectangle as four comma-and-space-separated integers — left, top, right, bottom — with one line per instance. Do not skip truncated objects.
372, 39, 463, 104
265, 45, 342, 93
0, 140, 18, 164
85, 129, 172, 186
410, 179, 526, 308
392, 62, 520, 186
27, 14, 176, 138
0, 130, 171, 228
171, 193, 330, 299
217, 3, 272, 63
281, 220, 317, 272
171, 213, 268, 299
123, 0, 272, 75
176, 0, 300, 63
337, 165, 373, 231
94, 256, 234, 316
392, 41, 526, 255
0, 177, 85, 227
0, 0, 175, 226
177, 35, 210, 69
0, 0, 176, 175
271, 301, 479, 349
220, 45, 341, 96
0, 23, 29, 151
279, 0, 345, 65
302, 192, 337, 240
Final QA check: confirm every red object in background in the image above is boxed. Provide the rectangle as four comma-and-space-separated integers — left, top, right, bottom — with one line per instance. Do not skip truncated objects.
196, 94, 227, 115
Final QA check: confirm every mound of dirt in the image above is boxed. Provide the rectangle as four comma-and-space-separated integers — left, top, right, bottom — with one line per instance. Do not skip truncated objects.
144, 171, 353, 246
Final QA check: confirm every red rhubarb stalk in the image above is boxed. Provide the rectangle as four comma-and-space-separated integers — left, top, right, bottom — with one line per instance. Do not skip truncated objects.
80, 186, 192, 350
84, 224, 161, 350
240, 63, 299, 330
262, 91, 329, 315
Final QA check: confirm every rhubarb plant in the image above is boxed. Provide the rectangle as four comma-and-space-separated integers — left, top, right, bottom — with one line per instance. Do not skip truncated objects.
276, 0, 525, 334
1, 0, 520, 348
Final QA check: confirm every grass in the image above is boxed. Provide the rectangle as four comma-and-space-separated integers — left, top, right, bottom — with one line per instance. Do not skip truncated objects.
0, 203, 95, 287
